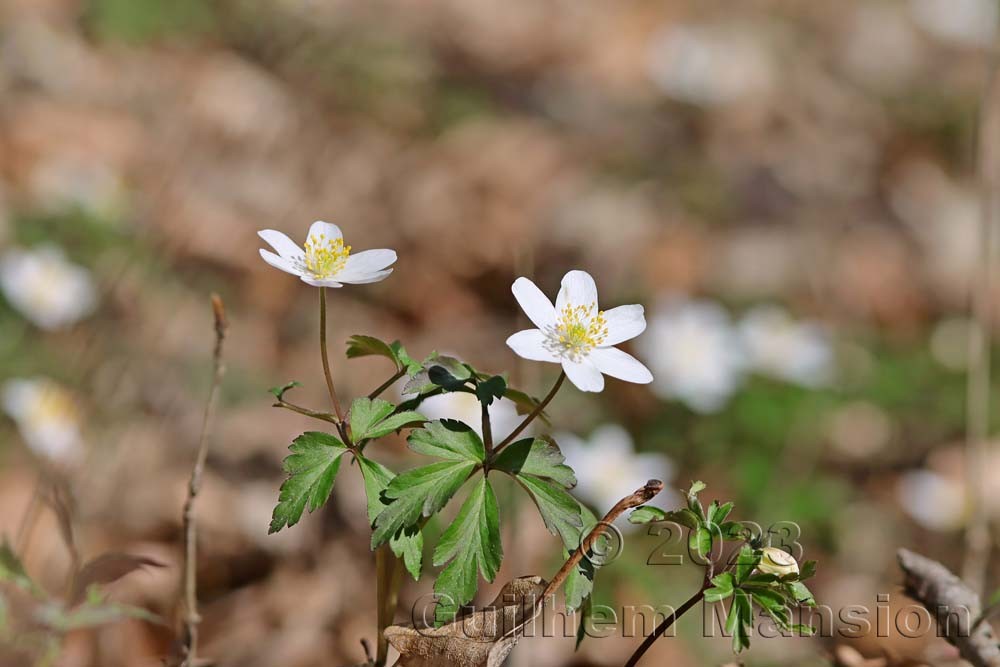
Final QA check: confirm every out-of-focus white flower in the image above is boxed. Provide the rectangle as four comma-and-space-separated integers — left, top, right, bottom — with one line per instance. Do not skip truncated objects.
0, 245, 97, 330
415, 391, 526, 443
910, 0, 997, 48
29, 155, 126, 220
506, 270, 653, 393
646, 23, 774, 107
757, 547, 799, 577
897, 470, 965, 531
2, 378, 83, 464
556, 424, 675, 518
738, 305, 833, 387
638, 299, 745, 413
257, 221, 397, 287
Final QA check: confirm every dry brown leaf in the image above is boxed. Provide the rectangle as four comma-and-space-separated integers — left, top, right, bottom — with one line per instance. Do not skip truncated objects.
385, 576, 548, 667
69, 553, 165, 604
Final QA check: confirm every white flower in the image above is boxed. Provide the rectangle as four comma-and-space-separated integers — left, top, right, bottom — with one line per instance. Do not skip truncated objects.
897, 470, 965, 531
757, 547, 799, 577
257, 220, 397, 287
416, 391, 526, 443
738, 305, 833, 388
910, 0, 997, 48
637, 298, 745, 413
556, 424, 675, 518
0, 245, 97, 330
506, 270, 653, 393
2, 378, 83, 464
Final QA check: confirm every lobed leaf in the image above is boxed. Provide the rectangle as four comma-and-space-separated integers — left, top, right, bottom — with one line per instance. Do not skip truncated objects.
475, 376, 507, 407
356, 455, 424, 580
349, 397, 425, 441
269, 432, 348, 533
408, 420, 485, 462
492, 438, 576, 488
268, 380, 302, 400
371, 461, 475, 548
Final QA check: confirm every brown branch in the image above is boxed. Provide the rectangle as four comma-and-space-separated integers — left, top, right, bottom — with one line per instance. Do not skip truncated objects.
898, 549, 1000, 667
180, 294, 228, 667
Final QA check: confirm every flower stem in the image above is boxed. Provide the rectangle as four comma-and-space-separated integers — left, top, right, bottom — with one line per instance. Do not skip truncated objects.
623, 577, 709, 667
368, 368, 406, 400
493, 371, 565, 453
481, 401, 494, 456
319, 287, 345, 423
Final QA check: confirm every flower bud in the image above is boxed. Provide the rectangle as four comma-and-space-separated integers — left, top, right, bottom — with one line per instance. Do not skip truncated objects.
757, 547, 799, 577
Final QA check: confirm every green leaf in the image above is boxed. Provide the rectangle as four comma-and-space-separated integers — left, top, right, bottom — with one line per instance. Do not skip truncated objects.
707, 500, 734, 525
432, 478, 503, 624
575, 595, 593, 650
408, 420, 485, 462
628, 506, 669, 524
515, 475, 584, 549
791, 623, 816, 636
356, 456, 424, 579
719, 521, 746, 541
786, 581, 816, 607
704, 573, 735, 602
563, 503, 599, 611
268, 380, 302, 400
689, 526, 713, 561
475, 375, 507, 407
0, 541, 41, 596
798, 559, 818, 581
371, 460, 475, 548
493, 438, 576, 488
391, 341, 422, 375
732, 590, 752, 653
349, 397, 425, 441
346, 335, 403, 369
503, 387, 548, 421
269, 432, 347, 533
686, 480, 707, 520
734, 545, 759, 584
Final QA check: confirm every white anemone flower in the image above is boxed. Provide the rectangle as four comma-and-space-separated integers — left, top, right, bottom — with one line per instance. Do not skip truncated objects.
2, 377, 83, 464
416, 391, 526, 443
557, 425, 675, 519
638, 298, 745, 413
257, 220, 397, 287
506, 270, 653, 393
0, 245, 97, 330
738, 305, 833, 388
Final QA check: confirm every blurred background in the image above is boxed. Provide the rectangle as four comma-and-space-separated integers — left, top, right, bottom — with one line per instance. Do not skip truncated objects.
1, 0, 999, 665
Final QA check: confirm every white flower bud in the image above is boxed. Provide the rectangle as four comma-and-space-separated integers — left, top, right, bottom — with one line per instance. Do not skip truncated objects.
757, 547, 799, 577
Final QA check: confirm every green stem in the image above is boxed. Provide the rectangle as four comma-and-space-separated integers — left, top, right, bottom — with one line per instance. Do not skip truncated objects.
319, 287, 345, 423
273, 399, 340, 425
493, 371, 565, 453
368, 368, 406, 400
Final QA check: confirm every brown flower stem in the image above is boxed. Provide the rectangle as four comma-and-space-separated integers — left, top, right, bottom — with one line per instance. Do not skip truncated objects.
623, 577, 710, 667
319, 287, 346, 423
180, 295, 228, 667
492, 371, 565, 454
273, 399, 340, 425
375, 545, 403, 667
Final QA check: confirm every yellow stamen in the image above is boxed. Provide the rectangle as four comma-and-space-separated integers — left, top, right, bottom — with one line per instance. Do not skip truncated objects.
303, 234, 351, 279
547, 302, 608, 361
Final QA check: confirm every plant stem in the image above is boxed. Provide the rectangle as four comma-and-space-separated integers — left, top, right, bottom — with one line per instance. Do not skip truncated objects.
319, 287, 345, 423
368, 368, 406, 400
375, 545, 403, 667
180, 294, 228, 667
623, 577, 709, 667
273, 399, 340, 425
481, 401, 494, 457
493, 371, 565, 453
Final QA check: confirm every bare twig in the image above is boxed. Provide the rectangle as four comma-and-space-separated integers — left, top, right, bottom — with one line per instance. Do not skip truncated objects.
898, 549, 1000, 667
963, 16, 1000, 597
179, 295, 228, 667
493, 371, 565, 454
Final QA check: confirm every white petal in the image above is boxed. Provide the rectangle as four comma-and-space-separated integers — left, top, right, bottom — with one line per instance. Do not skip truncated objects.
602, 304, 646, 346
589, 347, 653, 384
512, 277, 556, 329
506, 329, 560, 363
338, 249, 397, 280
562, 358, 605, 392
337, 269, 393, 284
258, 230, 303, 259
259, 249, 303, 275
307, 220, 343, 243
556, 270, 598, 312
300, 275, 343, 287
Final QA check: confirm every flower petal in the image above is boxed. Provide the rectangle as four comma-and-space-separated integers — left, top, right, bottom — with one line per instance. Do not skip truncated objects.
300, 275, 343, 287
562, 358, 605, 392
258, 230, 303, 259
259, 249, 303, 275
337, 269, 393, 284
307, 220, 343, 243
556, 270, 598, 312
512, 277, 556, 329
506, 329, 560, 363
589, 347, 653, 384
602, 304, 647, 346
338, 249, 397, 280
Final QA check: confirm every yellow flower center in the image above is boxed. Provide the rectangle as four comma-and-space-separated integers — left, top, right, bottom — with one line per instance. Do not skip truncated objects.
27, 387, 77, 425
303, 234, 351, 279
548, 303, 608, 360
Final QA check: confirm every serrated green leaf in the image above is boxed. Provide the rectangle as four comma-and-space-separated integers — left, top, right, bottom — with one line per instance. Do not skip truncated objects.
708, 500, 734, 525
791, 623, 816, 636
786, 580, 816, 606
371, 460, 475, 548
358, 456, 426, 580
475, 375, 507, 407
705, 572, 734, 602
686, 481, 706, 520
408, 420, 485, 462
391, 341, 422, 375
575, 595, 592, 650
798, 559, 818, 581
732, 590, 752, 653
268, 380, 302, 400
503, 387, 548, 421
269, 432, 347, 533
689, 526, 713, 561
346, 335, 402, 369
734, 545, 759, 584
349, 397, 425, 441
719, 521, 746, 541
493, 438, 576, 488
751, 588, 786, 613
563, 503, 599, 611
515, 475, 584, 548
432, 478, 502, 624
628, 506, 669, 524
